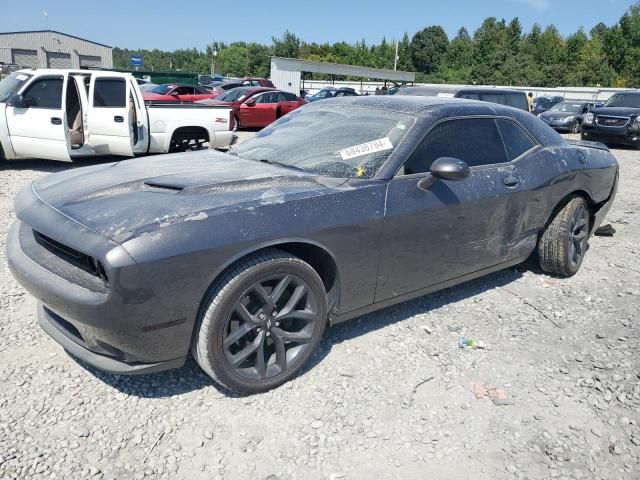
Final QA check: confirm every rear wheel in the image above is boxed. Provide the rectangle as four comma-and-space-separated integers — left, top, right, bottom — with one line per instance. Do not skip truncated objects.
538, 197, 590, 277
192, 250, 328, 394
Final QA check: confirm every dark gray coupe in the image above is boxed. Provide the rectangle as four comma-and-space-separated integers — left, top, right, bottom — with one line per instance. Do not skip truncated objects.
7, 96, 618, 394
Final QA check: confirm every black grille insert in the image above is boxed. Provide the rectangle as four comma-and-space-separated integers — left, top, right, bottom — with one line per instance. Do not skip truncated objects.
33, 231, 109, 285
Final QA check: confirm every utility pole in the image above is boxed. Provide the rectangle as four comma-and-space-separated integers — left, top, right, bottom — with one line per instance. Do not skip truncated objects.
394, 41, 399, 71
210, 41, 218, 76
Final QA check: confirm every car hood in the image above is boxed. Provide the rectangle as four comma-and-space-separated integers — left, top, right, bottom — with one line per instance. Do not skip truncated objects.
591, 106, 640, 117
30, 151, 350, 243
540, 111, 578, 120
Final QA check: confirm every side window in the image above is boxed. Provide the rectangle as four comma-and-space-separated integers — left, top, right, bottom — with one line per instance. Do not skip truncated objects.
22, 77, 63, 109
281, 92, 297, 101
94, 78, 126, 107
400, 118, 508, 175
255, 92, 276, 104
496, 119, 537, 161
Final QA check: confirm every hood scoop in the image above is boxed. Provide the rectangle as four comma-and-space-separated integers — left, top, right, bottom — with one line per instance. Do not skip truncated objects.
143, 181, 185, 193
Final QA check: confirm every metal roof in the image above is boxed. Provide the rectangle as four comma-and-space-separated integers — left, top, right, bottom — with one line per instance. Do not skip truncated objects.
0, 30, 112, 49
271, 56, 415, 83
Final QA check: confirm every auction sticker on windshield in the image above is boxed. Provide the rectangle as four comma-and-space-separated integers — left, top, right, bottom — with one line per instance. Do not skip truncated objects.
339, 138, 393, 160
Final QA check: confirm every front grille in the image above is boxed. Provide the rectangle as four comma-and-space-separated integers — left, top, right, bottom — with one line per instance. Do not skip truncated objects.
19, 224, 109, 293
596, 116, 629, 128
34, 231, 109, 285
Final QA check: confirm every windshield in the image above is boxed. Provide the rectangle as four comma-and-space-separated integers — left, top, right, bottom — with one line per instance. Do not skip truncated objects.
0, 72, 32, 102
534, 98, 550, 107
605, 93, 640, 108
313, 89, 336, 99
550, 102, 583, 113
217, 88, 252, 102
231, 105, 415, 179
148, 85, 173, 95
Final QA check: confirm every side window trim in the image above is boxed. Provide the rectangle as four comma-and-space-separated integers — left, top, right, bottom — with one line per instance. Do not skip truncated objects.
394, 115, 537, 178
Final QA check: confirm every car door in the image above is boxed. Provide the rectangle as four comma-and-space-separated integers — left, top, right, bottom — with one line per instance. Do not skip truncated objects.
238, 92, 278, 127
375, 117, 534, 302
277, 91, 301, 115
86, 73, 134, 157
6, 74, 72, 161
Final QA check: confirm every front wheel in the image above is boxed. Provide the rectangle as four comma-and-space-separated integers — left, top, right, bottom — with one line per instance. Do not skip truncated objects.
571, 120, 582, 134
192, 250, 328, 394
538, 197, 590, 277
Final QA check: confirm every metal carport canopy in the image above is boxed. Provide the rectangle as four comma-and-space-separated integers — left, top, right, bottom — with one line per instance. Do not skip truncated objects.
271, 56, 415, 82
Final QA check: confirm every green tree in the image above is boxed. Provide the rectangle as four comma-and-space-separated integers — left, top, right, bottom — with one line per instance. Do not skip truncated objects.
272, 30, 301, 58
410, 26, 449, 74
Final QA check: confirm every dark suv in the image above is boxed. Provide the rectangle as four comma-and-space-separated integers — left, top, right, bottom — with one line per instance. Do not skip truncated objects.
581, 91, 640, 148
532, 96, 564, 115
397, 87, 529, 112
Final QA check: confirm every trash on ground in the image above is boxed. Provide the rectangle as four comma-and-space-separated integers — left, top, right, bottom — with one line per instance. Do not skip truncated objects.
594, 224, 616, 237
473, 383, 514, 406
459, 337, 487, 349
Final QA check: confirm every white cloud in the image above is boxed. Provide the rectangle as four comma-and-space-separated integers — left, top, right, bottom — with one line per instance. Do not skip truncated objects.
514, 0, 551, 10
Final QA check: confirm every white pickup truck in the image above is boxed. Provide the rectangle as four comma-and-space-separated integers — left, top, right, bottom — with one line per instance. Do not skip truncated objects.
0, 69, 236, 163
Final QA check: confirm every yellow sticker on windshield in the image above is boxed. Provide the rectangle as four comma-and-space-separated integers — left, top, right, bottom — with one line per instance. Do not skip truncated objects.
355, 166, 367, 178
339, 138, 393, 161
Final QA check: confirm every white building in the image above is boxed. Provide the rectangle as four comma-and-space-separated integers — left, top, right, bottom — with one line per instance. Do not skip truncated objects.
0, 30, 112, 70
270, 56, 415, 95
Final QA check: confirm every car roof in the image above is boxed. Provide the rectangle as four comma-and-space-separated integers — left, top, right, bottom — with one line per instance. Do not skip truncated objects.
398, 86, 525, 96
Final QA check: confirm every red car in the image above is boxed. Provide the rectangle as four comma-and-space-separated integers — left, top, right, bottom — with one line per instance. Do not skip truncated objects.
142, 83, 218, 102
198, 87, 307, 129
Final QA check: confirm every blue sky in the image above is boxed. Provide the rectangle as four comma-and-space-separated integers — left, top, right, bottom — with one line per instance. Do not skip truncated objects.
0, 0, 636, 50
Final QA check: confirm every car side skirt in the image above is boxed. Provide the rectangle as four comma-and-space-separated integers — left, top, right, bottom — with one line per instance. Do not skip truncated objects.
332, 255, 529, 325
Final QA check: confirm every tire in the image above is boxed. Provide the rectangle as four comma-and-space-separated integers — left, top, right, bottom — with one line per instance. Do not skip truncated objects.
571, 120, 581, 134
538, 196, 590, 277
192, 249, 328, 394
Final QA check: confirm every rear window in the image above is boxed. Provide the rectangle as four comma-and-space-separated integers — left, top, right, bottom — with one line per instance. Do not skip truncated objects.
94, 78, 126, 107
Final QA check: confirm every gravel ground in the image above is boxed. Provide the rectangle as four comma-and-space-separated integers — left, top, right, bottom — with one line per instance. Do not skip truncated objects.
0, 134, 639, 480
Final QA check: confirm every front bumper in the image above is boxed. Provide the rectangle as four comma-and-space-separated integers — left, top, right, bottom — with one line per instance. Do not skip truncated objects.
39, 304, 185, 374
7, 215, 193, 375
582, 125, 640, 147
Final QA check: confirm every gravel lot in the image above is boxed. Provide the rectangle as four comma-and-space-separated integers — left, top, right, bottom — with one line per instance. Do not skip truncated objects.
1, 133, 639, 480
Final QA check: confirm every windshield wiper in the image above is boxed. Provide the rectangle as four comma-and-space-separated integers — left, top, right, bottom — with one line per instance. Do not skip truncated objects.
258, 159, 305, 172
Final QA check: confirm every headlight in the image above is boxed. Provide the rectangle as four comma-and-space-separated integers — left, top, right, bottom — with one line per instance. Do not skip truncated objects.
564, 115, 576, 123
584, 112, 595, 124
633, 116, 640, 129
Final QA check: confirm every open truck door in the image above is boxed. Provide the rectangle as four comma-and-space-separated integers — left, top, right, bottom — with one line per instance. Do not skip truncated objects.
6, 74, 72, 161
87, 73, 134, 157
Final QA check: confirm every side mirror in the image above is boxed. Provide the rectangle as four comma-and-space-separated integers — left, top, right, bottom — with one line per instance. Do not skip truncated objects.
245, 98, 256, 106
417, 157, 470, 191
7, 94, 27, 108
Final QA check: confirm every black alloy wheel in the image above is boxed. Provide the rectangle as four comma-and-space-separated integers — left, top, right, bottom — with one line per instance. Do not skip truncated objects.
568, 202, 589, 270
191, 250, 328, 394
223, 274, 319, 381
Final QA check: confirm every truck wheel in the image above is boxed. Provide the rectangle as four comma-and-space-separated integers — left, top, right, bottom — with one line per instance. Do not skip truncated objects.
191, 250, 328, 394
538, 197, 590, 277
571, 121, 581, 134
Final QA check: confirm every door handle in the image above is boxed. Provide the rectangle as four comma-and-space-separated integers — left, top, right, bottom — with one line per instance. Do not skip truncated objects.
503, 175, 520, 187
51, 117, 62, 125
114, 116, 124, 123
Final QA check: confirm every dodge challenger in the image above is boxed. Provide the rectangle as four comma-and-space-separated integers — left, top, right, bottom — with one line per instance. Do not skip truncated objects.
7, 96, 618, 394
